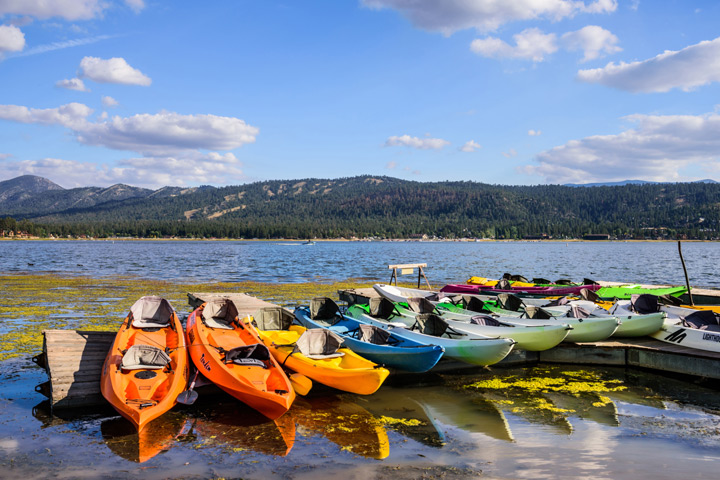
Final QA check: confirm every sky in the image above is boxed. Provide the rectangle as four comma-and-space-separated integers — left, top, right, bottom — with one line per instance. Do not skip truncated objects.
1, 0, 720, 189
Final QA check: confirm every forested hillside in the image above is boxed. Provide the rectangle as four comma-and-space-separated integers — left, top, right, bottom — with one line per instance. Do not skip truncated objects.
1, 175, 719, 239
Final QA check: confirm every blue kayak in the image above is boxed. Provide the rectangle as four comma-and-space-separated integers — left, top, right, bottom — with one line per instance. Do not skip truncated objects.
294, 298, 445, 373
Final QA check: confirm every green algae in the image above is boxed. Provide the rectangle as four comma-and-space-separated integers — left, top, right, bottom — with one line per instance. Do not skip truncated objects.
378, 416, 425, 427
0, 272, 370, 362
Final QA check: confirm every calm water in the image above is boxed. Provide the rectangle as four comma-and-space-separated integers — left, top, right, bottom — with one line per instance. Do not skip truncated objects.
1, 239, 720, 287
2, 239, 720, 479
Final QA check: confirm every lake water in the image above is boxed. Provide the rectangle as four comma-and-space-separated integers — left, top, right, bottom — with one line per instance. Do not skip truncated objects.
1, 239, 720, 479
2, 239, 720, 287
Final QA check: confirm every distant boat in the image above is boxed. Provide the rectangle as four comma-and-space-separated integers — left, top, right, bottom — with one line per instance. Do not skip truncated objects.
303, 240, 315, 245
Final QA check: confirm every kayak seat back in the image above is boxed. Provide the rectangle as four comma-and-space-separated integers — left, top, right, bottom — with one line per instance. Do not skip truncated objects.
630, 294, 659, 314
202, 298, 239, 329
470, 315, 501, 326
369, 297, 397, 320
407, 297, 437, 314
130, 296, 174, 329
253, 306, 294, 331
357, 324, 392, 345
223, 343, 271, 368
523, 306, 554, 319
462, 295, 489, 313
121, 344, 171, 370
296, 328, 345, 359
497, 293, 524, 312
682, 310, 720, 331
413, 314, 448, 337
310, 297, 341, 326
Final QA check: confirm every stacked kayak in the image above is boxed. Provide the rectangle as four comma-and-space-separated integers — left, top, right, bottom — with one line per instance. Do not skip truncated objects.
389, 297, 571, 351
101, 296, 189, 432
250, 305, 390, 395
186, 298, 295, 419
293, 298, 445, 372
347, 301, 516, 366
441, 282, 601, 297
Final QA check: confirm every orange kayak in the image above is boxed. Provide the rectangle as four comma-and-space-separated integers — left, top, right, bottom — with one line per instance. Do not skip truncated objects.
101, 296, 189, 432
186, 299, 295, 419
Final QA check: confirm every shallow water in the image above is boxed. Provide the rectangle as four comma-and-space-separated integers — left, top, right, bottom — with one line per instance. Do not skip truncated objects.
2, 240, 720, 478
2, 239, 720, 287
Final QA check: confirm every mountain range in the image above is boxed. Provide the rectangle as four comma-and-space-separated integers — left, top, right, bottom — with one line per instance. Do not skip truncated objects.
1, 174, 719, 239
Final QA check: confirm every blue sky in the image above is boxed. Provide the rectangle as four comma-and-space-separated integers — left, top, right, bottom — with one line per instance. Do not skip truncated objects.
1, 0, 720, 188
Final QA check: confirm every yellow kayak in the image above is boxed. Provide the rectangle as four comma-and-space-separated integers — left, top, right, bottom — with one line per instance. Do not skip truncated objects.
254, 323, 389, 395
467, 276, 535, 288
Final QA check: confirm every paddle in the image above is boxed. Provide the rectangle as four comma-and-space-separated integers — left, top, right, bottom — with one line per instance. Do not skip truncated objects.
176, 370, 199, 405
289, 372, 312, 396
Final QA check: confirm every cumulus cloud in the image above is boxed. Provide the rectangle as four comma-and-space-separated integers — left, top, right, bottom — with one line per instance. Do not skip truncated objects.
522, 112, 720, 183
79, 56, 152, 86
124, 0, 145, 14
0, 102, 259, 157
0, 0, 106, 21
502, 148, 518, 158
561, 25, 621, 62
460, 140, 482, 152
577, 36, 720, 92
0, 152, 241, 188
56, 78, 88, 91
0, 24, 25, 56
361, 0, 617, 34
471, 28, 557, 61
385, 134, 450, 150
102, 96, 119, 107
528, 129, 542, 136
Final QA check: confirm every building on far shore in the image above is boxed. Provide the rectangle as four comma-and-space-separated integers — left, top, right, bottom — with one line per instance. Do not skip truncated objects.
583, 234, 611, 240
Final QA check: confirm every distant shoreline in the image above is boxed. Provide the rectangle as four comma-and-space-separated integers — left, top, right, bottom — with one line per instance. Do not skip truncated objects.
0, 237, 711, 243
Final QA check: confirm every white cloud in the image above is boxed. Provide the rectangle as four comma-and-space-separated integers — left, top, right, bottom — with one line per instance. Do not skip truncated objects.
385, 160, 397, 169
460, 140, 482, 152
0, 102, 259, 157
1, 152, 245, 189
528, 129, 542, 136
522, 112, 720, 183
0, 0, 106, 21
385, 134, 450, 150
361, 0, 617, 34
79, 56, 152, 86
102, 96, 119, 107
472, 28, 557, 62
0, 153, 12, 160
577, 36, 720, 92
0, 102, 93, 128
124, 0, 145, 14
502, 148, 518, 158
13, 35, 114, 58
561, 25, 621, 62
0, 24, 25, 56
56, 78, 88, 91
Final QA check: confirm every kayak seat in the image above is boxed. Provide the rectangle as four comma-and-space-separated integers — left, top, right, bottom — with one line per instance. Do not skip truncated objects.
470, 315, 501, 326
202, 298, 239, 330
413, 314, 453, 337
523, 306, 554, 319
295, 329, 345, 359
121, 344, 171, 370
309, 297, 342, 326
407, 297, 437, 314
253, 306, 294, 331
682, 310, 720, 331
130, 296, 174, 329
630, 294, 659, 314
357, 324, 393, 345
369, 297, 399, 320
497, 293, 524, 312
223, 343, 270, 368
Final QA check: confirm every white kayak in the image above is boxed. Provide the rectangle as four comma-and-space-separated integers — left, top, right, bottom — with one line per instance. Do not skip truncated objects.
650, 305, 720, 353
346, 304, 515, 366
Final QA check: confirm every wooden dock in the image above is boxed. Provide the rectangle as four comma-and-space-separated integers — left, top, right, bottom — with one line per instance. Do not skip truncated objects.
35, 289, 720, 410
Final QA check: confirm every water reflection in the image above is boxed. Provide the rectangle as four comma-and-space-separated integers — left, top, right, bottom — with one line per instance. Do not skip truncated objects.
100, 412, 188, 463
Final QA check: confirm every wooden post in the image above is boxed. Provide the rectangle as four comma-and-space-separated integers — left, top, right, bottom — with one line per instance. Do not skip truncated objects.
678, 240, 694, 306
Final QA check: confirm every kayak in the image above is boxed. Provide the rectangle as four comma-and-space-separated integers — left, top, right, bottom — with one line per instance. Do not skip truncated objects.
101, 296, 189, 432
652, 305, 720, 353
441, 282, 602, 297
251, 305, 390, 394
347, 303, 515, 366
596, 285, 687, 300
186, 298, 295, 419
293, 299, 445, 372
391, 298, 571, 352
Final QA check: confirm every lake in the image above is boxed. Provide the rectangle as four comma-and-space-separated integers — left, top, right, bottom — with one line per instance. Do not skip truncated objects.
1, 239, 719, 479
2, 239, 720, 287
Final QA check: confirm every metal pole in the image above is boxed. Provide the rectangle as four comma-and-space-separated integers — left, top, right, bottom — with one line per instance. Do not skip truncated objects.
677, 240, 694, 306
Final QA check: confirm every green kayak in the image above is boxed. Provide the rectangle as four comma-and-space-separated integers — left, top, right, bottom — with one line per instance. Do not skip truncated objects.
595, 285, 687, 300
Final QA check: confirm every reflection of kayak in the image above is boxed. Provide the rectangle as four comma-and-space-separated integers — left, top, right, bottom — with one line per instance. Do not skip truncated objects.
291, 395, 389, 459
101, 412, 188, 463
186, 299, 295, 419
193, 404, 295, 456
542, 391, 618, 427
101, 296, 189, 432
